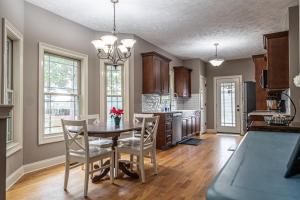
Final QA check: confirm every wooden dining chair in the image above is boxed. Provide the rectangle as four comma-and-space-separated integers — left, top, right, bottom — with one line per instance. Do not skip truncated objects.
118, 113, 154, 169
115, 116, 160, 183
61, 119, 114, 197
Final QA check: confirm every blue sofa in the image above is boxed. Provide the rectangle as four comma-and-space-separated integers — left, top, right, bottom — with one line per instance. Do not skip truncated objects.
206, 131, 300, 200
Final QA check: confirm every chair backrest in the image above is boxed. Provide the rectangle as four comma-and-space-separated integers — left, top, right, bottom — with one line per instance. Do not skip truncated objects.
80, 114, 100, 125
133, 113, 154, 125
139, 116, 160, 150
133, 114, 154, 138
61, 119, 89, 157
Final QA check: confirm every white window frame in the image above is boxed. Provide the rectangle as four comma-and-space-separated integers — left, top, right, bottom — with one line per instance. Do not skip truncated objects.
99, 60, 130, 123
2, 18, 23, 157
38, 42, 88, 145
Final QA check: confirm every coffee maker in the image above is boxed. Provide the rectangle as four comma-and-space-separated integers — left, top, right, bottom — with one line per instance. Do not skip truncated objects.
266, 93, 286, 112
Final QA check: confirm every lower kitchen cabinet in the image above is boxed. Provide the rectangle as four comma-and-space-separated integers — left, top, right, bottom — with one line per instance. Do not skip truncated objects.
181, 111, 201, 140
155, 113, 173, 150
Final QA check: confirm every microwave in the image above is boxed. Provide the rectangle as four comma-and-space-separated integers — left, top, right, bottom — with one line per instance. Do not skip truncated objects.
260, 69, 268, 88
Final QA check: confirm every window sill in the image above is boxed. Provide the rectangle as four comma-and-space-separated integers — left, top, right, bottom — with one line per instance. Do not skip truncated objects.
6, 142, 22, 157
39, 134, 64, 145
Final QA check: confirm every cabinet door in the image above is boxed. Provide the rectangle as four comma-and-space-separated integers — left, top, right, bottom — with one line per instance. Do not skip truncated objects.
187, 118, 192, 137
182, 119, 187, 139
267, 36, 289, 89
195, 115, 201, 134
253, 55, 267, 110
160, 60, 170, 94
153, 56, 162, 93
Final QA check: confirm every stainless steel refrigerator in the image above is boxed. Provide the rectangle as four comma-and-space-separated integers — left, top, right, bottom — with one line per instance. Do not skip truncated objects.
242, 81, 256, 134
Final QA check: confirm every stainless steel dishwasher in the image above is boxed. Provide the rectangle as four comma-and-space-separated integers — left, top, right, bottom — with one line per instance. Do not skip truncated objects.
172, 112, 182, 145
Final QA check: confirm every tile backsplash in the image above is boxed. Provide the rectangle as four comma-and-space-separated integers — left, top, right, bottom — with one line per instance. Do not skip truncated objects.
142, 93, 200, 112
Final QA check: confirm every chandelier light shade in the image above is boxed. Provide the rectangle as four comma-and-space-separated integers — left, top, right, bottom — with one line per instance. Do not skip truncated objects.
91, 0, 136, 66
209, 43, 225, 67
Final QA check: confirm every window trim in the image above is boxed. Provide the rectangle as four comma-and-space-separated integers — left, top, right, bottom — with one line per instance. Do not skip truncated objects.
2, 18, 24, 157
99, 59, 130, 123
38, 42, 88, 145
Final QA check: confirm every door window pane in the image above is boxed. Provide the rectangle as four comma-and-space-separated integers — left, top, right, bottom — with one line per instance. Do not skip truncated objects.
220, 82, 236, 127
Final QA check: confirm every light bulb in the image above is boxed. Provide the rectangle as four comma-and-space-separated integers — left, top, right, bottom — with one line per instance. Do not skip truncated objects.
121, 39, 136, 48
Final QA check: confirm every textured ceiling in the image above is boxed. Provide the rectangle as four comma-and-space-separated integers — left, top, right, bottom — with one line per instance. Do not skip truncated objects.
26, 0, 298, 61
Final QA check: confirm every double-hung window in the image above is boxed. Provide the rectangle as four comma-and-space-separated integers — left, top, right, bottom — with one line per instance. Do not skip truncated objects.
3, 19, 23, 156
39, 43, 88, 144
6, 37, 14, 144
105, 64, 124, 122
43, 53, 80, 135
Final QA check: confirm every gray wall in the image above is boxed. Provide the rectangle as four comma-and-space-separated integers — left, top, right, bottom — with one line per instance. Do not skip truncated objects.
23, 3, 100, 164
206, 58, 255, 129
133, 35, 183, 113
183, 59, 206, 94
289, 6, 300, 122
0, 0, 25, 177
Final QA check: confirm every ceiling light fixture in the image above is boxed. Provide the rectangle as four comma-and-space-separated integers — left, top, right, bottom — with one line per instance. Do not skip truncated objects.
209, 43, 225, 67
91, 0, 135, 66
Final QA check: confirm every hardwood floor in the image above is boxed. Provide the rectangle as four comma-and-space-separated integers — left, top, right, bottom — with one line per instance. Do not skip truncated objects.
7, 133, 242, 200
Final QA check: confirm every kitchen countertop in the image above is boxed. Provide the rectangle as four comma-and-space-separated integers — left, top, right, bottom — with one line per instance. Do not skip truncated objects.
248, 110, 287, 117
143, 110, 200, 114
248, 121, 300, 133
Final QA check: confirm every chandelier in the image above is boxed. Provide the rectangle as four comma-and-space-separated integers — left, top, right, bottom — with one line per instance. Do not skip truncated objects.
209, 43, 225, 67
91, 0, 136, 66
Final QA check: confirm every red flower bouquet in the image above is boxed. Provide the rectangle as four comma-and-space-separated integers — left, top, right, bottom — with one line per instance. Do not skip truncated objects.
110, 107, 124, 126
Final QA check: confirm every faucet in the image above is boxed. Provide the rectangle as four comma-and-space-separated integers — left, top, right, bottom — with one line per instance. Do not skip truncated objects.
171, 93, 179, 111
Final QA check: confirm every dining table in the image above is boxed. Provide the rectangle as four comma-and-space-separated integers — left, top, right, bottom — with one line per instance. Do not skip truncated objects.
71, 122, 142, 183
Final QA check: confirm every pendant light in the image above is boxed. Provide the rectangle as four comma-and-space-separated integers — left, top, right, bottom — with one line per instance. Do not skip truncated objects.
91, 0, 136, 66
209, 43, 225, 67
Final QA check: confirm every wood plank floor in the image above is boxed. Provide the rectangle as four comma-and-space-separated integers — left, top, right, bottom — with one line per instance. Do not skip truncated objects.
7, 133, 242, 200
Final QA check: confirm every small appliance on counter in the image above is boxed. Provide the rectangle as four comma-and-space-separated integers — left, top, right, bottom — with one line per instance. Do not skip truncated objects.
264, 92, 296, 126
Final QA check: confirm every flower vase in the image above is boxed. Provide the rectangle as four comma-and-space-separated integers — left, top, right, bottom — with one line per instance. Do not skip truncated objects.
114, 116, 121, 127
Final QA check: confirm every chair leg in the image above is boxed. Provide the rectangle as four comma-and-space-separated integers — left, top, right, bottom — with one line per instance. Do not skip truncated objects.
130, 154, 134, 170
84, 162, 89, 197
139, 155, 146, 183
64, 159, 70, 190
110, 152, 114, 183
136, 156, 140, 171
114, 149, 119, 178
152, 149, 158, 175
90, 162, 94, 179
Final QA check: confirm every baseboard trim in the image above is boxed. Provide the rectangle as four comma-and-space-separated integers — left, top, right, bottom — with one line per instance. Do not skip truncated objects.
6, 155, 65, 191
6, 166, 24, 191
23, 155, 65, 174
206, 129, 216, 133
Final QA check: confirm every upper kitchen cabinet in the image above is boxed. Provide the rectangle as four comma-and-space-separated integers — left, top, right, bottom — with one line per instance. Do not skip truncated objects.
263, 31, 289, 90
174, 66, 192, 97
252, 54, 267, 110
142, 52, 171, 94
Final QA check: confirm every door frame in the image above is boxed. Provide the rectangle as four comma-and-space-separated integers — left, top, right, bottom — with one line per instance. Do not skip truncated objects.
199, 75, 207, 134
213, 75, 243, 134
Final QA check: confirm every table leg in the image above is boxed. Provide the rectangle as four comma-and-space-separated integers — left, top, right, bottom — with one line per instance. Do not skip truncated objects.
91, 135, 139, 183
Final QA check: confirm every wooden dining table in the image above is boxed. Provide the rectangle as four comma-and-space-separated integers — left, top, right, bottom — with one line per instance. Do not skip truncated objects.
83, 122, 141, 183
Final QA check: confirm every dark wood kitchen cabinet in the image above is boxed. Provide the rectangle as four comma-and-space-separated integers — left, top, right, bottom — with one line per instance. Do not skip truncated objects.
155, 113, 173, 150
263, 31, 289, 90
181, 111, 200, 140
174, 66, 192, 97
142, 52, 171, 94
252, 54, 267, 110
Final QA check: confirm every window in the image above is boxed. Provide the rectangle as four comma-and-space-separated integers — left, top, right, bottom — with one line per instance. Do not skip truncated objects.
43, 53, 80, 135
105, 64, 124, 122
39, 43, 88, 144
99, 60, 129, 123
3, 18, 23, 156
6, 37, 14, 144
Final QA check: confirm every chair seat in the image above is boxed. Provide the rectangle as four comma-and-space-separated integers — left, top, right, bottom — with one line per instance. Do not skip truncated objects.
70, 146, 112, 158
89, 139, 113, 148
118, 136, 140, 145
